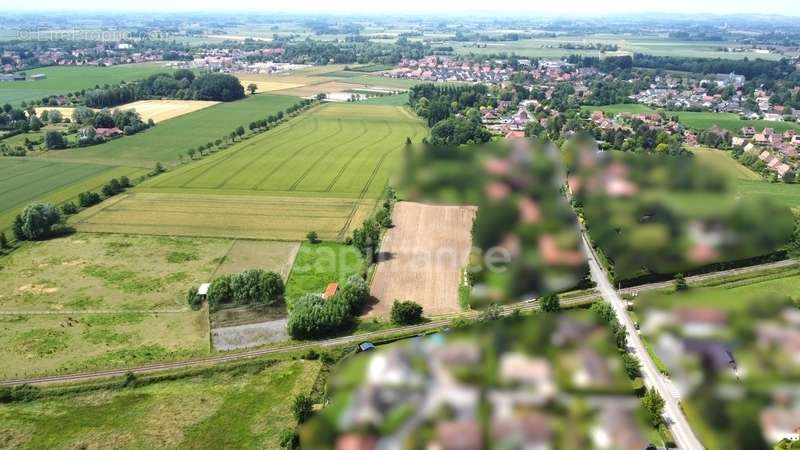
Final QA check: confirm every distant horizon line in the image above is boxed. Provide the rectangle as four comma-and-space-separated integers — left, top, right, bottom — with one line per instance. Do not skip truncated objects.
3, 10, 800, 18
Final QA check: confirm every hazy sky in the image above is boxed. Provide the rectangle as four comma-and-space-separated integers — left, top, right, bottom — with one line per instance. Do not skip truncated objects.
10, 0, 800, 15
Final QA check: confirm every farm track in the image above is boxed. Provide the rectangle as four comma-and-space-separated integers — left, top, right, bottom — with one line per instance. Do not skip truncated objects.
4, 258, 795, 386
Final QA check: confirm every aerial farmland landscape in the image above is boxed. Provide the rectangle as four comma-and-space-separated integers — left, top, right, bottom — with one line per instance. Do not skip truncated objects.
1, 2, 800, 450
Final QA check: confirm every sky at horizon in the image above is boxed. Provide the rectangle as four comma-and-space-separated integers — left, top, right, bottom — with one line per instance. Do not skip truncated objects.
5, 0, 800, 16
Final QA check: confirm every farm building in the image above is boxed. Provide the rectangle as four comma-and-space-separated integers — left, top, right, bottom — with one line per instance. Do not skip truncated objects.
30, 73, 47, 80
322, 283, 338, 299
197, 283, 211, 300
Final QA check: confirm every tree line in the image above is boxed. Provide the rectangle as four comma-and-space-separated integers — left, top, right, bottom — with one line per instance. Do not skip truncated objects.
83, 70, 245, 108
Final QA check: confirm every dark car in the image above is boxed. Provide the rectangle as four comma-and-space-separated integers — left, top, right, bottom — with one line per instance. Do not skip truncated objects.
357, 342, 376, 352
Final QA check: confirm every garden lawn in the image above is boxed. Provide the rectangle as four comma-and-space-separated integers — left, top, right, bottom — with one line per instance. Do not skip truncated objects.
285, 242, 364, 303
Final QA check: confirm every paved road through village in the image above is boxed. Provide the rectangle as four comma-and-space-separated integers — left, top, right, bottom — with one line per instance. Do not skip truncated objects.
581, 232, 705, 450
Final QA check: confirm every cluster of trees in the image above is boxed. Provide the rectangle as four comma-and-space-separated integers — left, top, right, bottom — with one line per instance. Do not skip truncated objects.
83, 70, 245, 108
409, 83, 492, 126
350, 187, 395, 263
275, 38, 429, 65
12, 203, 63, 241
571, 54, 797, 83
409, 84, 494, 146
73, 107, 154, 144
0, 103, 33, 133
589, 302, 628, 350
201, 269, 285, 310
287, 275, 369, 339
72, 176, 132, 212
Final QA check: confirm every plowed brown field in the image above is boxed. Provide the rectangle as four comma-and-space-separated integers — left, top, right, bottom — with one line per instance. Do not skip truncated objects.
368, 202, 476, 317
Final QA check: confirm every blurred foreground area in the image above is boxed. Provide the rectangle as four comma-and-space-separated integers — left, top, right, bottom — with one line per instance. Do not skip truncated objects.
633, 275, 800, 450
301, 311, 660, 450
564, 133, 795, 285
398, 139, 588, 305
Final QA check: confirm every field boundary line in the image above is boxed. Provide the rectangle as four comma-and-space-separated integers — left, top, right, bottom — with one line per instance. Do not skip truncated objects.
322, 120, 392, 193
0, 309, 189, 315
211, 115, 319, 189
288, 120, 370, 191
163, 113, 312, 189
252, 118, 345, 190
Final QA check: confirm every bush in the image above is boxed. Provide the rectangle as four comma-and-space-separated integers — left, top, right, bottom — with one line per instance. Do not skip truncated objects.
674, 273, 688, 291
291, 394, 314, 424
540, 293, 560, 312
279, 429, 300, 449
306, 231, 319, 244
8, 384, 40, 402
207, 269, 284, 309
78, 191, 102, 207
286, 276, 368, 339
186, 287, 203, 309
61, 202, 78, 215
230, 269, 284, 306
390, 300, 423, 325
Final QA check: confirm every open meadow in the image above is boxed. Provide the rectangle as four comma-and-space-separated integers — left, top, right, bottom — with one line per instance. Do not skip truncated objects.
691, 147, 761, 181
0, 233, 232, 376
0, 63, 170, 106
0, 359, 320, 449
0, 232, 310, 377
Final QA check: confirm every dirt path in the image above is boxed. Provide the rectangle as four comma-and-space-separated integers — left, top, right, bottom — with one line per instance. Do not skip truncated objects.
368, 202, 477, 317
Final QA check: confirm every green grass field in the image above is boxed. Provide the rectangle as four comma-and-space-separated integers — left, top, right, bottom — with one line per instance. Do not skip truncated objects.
450, 35, 794, 60
691, 147, 761, 181
70, 192, 376, 241
360, 92, 410, 106
734, 179, 800, 212
68, 103, 426, 241
43, 94, 301, 167
0, 233, 235, 377
583, 104, 800, 134
0, 359, 320, 449
143, 103, 424, 196
285, 242, 364, 303
0, 158, 148, 233
0, 63, 170, 106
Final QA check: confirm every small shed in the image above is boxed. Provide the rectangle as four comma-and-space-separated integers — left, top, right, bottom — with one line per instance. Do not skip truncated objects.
322, 282, 338, 299
31, 73, 47, 80
197, 283, 211, 299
